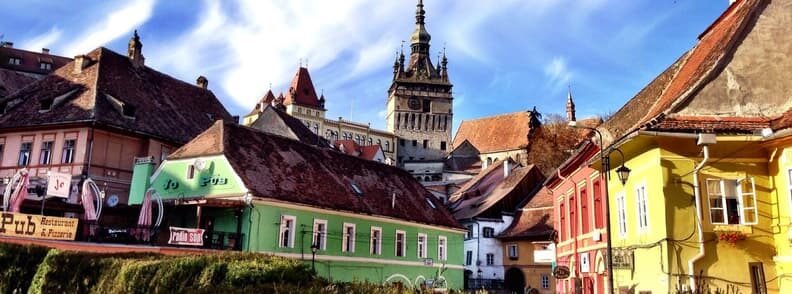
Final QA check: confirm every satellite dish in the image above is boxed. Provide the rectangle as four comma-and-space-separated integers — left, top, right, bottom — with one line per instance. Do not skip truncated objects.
194, 158, 207, 171
106, 195, 119, 207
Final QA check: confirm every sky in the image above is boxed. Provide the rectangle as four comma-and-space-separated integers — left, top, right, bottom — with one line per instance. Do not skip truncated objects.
0, 0, 729, 132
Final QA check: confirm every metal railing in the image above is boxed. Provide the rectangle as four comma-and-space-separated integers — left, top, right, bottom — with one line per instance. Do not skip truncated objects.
466, 278, 505, 290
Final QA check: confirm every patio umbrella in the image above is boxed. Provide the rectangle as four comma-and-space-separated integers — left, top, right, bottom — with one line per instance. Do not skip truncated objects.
8, 170, 29, 213
136, 189, 153, 241
2, 170, 21, 211
81, 179, 101, 221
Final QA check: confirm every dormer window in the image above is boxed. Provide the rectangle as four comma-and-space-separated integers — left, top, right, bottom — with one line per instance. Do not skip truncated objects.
122, 104, 136, 117
8, 57, 21, 65
40, 98, 54, 111
350, 181, 363, 197
40, 62, 52, 70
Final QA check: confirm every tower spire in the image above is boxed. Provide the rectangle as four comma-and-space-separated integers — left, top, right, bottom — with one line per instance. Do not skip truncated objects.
410, 0, 431, 54
566, 85, 576, 122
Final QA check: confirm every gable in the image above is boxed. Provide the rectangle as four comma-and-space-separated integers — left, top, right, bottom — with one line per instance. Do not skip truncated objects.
149, 155, 247, 200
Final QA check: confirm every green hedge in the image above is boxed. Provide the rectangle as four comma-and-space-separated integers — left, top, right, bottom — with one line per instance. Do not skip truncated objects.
0, 243, 444, 294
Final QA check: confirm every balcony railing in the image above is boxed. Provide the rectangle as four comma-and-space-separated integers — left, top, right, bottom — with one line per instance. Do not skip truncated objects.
466, 278, 504, 290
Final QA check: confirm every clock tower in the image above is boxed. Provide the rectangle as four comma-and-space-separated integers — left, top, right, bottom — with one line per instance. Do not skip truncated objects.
386, 0, 453, 165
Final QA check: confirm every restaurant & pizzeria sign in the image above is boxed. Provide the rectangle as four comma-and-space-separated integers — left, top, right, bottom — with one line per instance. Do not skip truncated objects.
0, 212, 79, 240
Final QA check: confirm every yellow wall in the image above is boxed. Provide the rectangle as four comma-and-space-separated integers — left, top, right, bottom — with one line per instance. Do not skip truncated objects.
769, 143, 792, 291
501, 241, 554, 294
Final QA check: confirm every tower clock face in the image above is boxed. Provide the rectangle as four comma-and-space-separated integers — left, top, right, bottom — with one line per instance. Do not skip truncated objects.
408, 97, 421, 110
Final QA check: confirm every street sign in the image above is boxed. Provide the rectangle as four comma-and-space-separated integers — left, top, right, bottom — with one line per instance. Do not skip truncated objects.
46, 172, 72, 198
553, 265, 571, 279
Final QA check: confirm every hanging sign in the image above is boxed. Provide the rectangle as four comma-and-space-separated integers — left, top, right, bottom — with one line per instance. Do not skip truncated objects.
168, 227, 205, 246
0, 212, 78, 240
553, 265, 571, 279
46, 172, 72, 198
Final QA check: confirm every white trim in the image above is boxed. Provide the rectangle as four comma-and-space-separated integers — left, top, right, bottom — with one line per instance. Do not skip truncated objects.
508, 243, 518, 259
279, 215, 296, 248
342, 222, 356, 253
395, 230, 407, 257
417, 233, 428, 259
438, 235, 447, 261
370, 226, 382, 255
312, 219, 327, 250
266, 252, 464, 269
616, 191, 628, 238
251, 198, 465, 234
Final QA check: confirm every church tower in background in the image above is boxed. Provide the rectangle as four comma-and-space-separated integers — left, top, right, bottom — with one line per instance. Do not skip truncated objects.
386, 0, 453, 166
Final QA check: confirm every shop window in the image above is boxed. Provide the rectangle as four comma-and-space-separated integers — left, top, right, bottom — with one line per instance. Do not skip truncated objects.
707, 178, 757, 225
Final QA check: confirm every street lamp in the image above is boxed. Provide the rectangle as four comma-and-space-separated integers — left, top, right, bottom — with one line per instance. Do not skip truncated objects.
568, 120, 630, 294
310, 242, 319, 272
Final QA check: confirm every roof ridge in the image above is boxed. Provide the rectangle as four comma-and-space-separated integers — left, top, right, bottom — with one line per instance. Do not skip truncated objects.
459, 110, 530, 123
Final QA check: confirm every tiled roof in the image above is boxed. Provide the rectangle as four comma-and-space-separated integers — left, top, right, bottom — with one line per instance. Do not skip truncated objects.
170, 121, 461, 229
601, 0, 767, 142
246, 90, 276, 116
772, 109, 792, 131
496, 206, 554, 241
0, 45, 71, 76
0, 47, 233, 144
249, 104, 329, 147
0, 68, 37, 98
449, 159, 545, 220
452, 111, 534, 153
333, 139, 385, 161
650, 115, 770, 133
283, 67, 324, 109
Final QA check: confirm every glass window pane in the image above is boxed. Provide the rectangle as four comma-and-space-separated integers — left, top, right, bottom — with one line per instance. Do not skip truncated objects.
723, 180, 738, 198
743, 195, 755, 208
726, 198, 740, 224
707, 180, 722, 195
711, 209, 724, 224
744, 210, 756, 224
710, 198, 723, 208
741, 179, 755, 194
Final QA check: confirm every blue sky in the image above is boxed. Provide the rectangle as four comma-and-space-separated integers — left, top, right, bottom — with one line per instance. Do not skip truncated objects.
0, 0, 728, 132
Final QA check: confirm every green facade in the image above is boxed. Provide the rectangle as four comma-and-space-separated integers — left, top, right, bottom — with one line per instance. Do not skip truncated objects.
132, 156, 465, 289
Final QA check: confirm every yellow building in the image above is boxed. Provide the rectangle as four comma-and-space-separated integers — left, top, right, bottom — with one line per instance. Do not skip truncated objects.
584, 0, 792, 292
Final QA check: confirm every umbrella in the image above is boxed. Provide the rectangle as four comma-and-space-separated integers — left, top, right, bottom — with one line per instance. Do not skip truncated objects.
81, 179, 99, 221
136, 189, 153, 241
8, 170, 29, 213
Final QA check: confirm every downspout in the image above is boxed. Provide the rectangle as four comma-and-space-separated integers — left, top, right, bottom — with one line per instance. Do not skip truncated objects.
689, 135, 713, 290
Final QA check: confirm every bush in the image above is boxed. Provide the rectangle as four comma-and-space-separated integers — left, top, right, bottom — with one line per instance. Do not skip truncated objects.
0, 243, 50, 294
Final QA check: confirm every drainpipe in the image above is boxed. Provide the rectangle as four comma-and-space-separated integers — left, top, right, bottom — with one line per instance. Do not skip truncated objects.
688, 134, 714, 290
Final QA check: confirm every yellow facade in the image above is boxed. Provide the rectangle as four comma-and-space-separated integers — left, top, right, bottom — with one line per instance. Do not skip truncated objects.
766, 139, 792, 292
501, 241, 554, 294
607, 134, 778, 293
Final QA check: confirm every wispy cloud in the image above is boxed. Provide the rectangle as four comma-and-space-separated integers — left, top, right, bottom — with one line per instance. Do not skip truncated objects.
544, 56, 573, 92
63, 0, 156, 56
20, 27, 62, 52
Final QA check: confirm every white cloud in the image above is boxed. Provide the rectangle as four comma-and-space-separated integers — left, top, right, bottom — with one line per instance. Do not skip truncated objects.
63, 0, 156, 56
544, 56, 573, 92
20, 27, 62, 52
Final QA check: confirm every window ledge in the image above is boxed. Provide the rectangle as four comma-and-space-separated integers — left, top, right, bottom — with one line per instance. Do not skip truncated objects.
713, 225, 752, 234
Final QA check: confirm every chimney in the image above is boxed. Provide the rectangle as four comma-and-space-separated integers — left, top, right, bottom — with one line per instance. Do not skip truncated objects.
196, 76, 208, 89
503, 159, 511, 178
127, 30, 145, 68
42, 48, 50, 55
73, 55, 91, 73
1, 42, 13, 48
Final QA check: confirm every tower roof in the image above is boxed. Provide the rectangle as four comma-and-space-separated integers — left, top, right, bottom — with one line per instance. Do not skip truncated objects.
283, 67, 324, 109
410, 0, 431, 45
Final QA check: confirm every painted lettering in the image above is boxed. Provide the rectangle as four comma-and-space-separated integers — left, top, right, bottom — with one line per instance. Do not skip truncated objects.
0, 213, 12, 234
164, 179, 180, 190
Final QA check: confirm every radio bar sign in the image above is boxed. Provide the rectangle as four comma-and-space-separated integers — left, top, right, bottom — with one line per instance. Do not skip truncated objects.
0, 212, 78, 240
168, 227, 205, 246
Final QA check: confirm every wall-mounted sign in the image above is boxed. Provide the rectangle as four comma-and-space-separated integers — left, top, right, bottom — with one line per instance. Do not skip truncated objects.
0, 212, 78, 240
46, 172, 72, 198
612, 249, 634, 269
168, 226, 205, 246
534, 243, 555, 263
580, 252, 591, 273
553, 265, 571, 279
423, 258, 433, 266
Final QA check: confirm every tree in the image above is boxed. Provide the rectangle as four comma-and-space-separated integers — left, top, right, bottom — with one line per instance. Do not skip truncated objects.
525, 113, 592, 176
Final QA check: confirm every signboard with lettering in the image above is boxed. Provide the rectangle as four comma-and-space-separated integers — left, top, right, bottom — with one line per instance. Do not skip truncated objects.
0, 212, 78, 240
533, 243, 555, 263
423, 258, 433, 266
168, 227, 205, 246
46, 172, 72, 198
612, 249, 634, 269
553, 265, 571, 279
580, 252, 590, 273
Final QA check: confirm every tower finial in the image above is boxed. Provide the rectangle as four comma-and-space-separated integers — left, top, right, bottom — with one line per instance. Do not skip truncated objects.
128, 29, 144, 68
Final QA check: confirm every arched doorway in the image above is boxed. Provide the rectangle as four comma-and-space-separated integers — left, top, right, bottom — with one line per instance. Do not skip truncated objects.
505, 267, 526, 293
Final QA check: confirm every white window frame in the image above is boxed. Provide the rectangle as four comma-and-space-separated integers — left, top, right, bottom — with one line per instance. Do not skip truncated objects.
508, 244, 518, 259
417, 233, 427, 258
486, 253, 495, 266
278, 215, 296, 248
635, 184, 649, 232
787, 169, 792, 222
707, 178, 758, 225
312, 219, 327, 250
395, 230, 406, 257
465, 250, 473, 265
438, 236, 447, 261
541, 274, 550, 289
616, 192, 628, 238
342, 223, 356, 253
370, 226, 382, 255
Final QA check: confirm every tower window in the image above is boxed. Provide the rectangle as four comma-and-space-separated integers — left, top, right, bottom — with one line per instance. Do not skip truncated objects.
440, 141, 446, 150
423, 140, 428, 149
422, 100, 431, 112
412, 140, 417, 147
399, 139, 405, 146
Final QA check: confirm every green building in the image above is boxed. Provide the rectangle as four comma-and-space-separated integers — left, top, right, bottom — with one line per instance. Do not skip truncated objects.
131, 121, 465, 290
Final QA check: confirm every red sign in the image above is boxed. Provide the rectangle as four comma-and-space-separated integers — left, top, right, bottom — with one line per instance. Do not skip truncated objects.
168, 227, 205, 246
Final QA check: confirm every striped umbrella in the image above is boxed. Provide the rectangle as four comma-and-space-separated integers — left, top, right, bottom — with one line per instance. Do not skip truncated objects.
81, 179, 99, 221
8, 171, 29, 213
137, 189, 153, 241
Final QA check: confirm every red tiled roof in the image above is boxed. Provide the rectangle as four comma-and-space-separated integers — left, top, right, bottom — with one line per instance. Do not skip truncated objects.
170, 121, 461, 229
283, 67, 324, 109
496, 206, 554, 241
772, 109, 792, 131
651, 115, 770, 133
359, 145, 383, 161
249, 104, 328, 147
0, 47, 233, 144
449, 160, 545, 219
246, 90, 276, 116
333, 140, 384, 161
452, 111, 534, 153
0, 68, 38, 97
0, 45, 71, 76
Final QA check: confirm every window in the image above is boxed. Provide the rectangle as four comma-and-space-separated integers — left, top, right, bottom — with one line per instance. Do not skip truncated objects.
417, 233, 427, 258
0, 143, 4, 163
368, 138, 373, 146
61, 139, 76, 164
313, 125, 319, 134
749, 262, 767, 294
466, 225, 473, 239
707, 178, 757, 225
541, 275, 550, 289
40, 62, 52, 70
412, 140, 417, 147
482, 227, 494, 238
438, 236, 447, 260
342, 223, 356, 253
370, 227, 382, 255
313, 219, 327, 250
486, 253, 494, 266
508, 244, 518, 259
559, 201, 566, 241
616, 192, 628, 237
18, 142, 32, 166
278, 215, 296, 248
593, 180, 604, 229
377, 139, 381, 146
569, 193, 577, 236
465, 250, 473, 265
440, 141, 446, 151
8, 57, 20, 65
788, 169, 792, 222
399, 139, 405, 146
636, 184, 649, 231
580, 185, 589, 233
160, 146, 170, 162
186, 165, 196, 180
39, 141, 53, 165
423, 140, 428, 149
395, 230, 406, 257
422, 100, 430, 112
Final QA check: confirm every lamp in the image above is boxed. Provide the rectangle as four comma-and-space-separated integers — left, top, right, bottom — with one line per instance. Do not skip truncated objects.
616, 165, 631, 185
310, 242, 319, 272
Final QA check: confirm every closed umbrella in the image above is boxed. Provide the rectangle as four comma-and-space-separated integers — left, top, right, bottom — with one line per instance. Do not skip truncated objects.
81, 179, 99, 221
8, 171, 29, 213
137, 189, 153, 241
